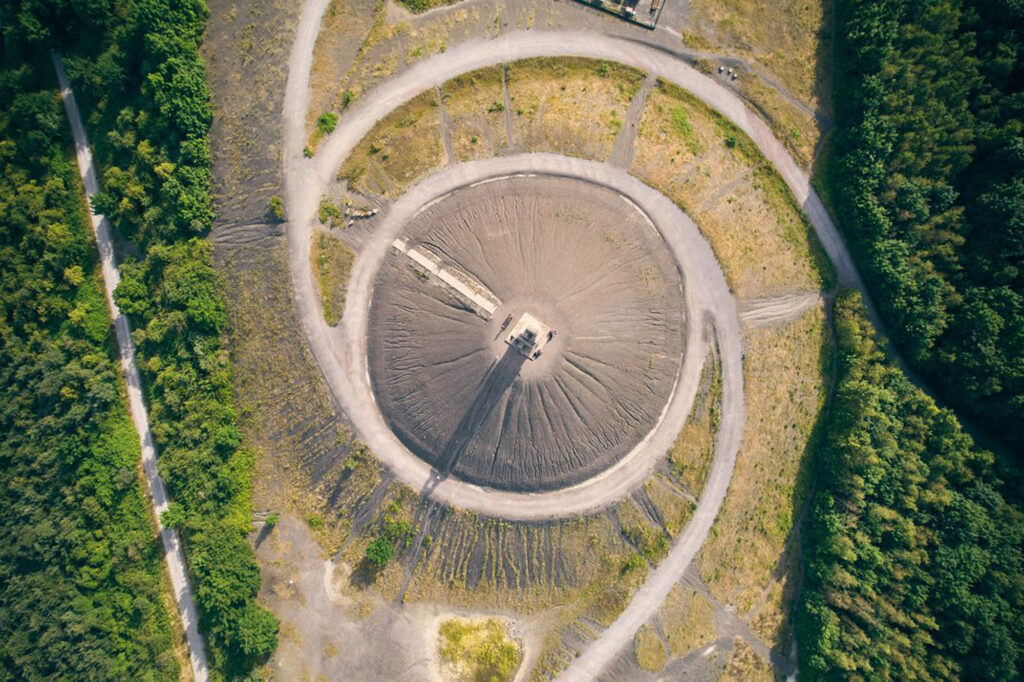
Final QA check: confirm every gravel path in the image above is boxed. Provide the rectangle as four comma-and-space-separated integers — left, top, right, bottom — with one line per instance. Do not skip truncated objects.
53, 52, 209, 682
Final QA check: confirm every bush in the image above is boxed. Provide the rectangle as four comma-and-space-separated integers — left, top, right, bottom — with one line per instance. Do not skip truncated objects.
365, 536, 394, 567
269, 194, 285, 221
316, 111, 338, 135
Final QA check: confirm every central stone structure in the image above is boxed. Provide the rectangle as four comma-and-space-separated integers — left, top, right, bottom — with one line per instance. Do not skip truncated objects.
367, 175, 686, 492
505, 312, 552, 358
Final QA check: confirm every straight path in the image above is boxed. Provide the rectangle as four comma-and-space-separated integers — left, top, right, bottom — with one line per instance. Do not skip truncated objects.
53, 53, 209, 682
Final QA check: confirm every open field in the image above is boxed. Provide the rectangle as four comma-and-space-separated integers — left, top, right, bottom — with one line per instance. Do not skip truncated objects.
339, 89, 445, 197
507, 57, 646, 159
737, 73, 821, 168
440, 66, 508, 161
306, 0, 379, 143
718, 638, 774, 681
698, 305, 828, 613
205, 0, 304, 224
632, 80, 830, 297
644, 476, 695, 537
687, 0, 832, 113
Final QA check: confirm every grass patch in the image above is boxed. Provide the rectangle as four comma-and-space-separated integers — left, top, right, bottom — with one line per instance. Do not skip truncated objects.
398, 0, 460, 12
307, 0, 379, 140
438, 618, 522, 682
736, 74, 820, 168
633, 625, 667, 673
339, 89, 444, 197
507, 57, 646, 160
632, 79, 831, 297
440, 66, 508, 161
719, 638, 774, 681
659, 584, 716, 657
671, 107, 701, 154
644, 476, 695, 537
669, 346, 720, 496
311, 231, 355, 326
616, 499, 669, 563
697, 306, 828, 613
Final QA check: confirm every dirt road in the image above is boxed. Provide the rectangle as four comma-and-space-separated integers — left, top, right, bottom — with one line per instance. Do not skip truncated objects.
53, 53, 209, 682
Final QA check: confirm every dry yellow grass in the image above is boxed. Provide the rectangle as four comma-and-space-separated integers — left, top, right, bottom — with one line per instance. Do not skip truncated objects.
718, 638, 774, 682
668, 349, 719, 497
507, 57, 646, 160
616, 499, 669, 563
438, 618, 522, 682
310, 231, 355, 326
440, 66, 508, 161
738, 74, 820, 168
633, 625, 667, 673
644, 476, 695, 537
339, 89, 445, 197
306, 0, 378, 138
698, 306, 827, 613
658, 584, 716, 657
687, 0, 831, 111
749, 563, 797, 649
632, 80, 828, 298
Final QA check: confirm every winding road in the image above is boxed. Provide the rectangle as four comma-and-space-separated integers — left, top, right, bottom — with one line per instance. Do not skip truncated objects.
53, 53, 209, 682
281, 4, 866, 679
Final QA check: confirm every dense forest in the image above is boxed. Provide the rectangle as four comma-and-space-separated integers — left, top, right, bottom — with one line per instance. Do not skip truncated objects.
0, 58, 179, 678
797, 292, 1023, 680
829, 0, 1023, 450
4, 0, 277, 676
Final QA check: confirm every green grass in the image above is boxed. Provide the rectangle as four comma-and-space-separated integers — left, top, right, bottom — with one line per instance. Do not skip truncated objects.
671, 107, 701, 154
438, 618, 521, 681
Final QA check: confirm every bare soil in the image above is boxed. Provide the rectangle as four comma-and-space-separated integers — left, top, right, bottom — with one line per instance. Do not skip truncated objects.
368, 175, 685, 491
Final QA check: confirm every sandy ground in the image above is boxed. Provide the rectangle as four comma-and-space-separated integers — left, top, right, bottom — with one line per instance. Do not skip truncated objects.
369, 175, 684, 492
257, 515, 543, 681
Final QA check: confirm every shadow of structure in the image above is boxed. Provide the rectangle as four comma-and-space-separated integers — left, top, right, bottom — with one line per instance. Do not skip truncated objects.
435, 345, 527, 476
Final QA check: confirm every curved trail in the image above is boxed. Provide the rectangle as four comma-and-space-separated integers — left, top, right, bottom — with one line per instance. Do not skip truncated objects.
308, 30, 863, 292
280, 9, 863, 681
54, 53, 209, 681
296, 155, 739, 519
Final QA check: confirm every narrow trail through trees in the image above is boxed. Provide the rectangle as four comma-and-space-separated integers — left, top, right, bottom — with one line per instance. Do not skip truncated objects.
54, 53, 209, 682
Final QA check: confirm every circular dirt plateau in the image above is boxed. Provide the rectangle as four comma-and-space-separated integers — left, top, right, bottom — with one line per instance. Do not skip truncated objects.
367, 175, 686, 492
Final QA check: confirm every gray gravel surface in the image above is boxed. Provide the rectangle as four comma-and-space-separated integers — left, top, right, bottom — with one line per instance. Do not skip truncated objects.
369, 176, 684, 491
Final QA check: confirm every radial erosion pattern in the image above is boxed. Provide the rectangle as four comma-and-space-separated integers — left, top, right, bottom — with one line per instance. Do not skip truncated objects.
368, 176, 685, 491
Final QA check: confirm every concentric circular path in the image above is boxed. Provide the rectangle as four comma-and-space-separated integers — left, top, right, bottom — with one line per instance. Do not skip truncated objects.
281, 15, 861, 680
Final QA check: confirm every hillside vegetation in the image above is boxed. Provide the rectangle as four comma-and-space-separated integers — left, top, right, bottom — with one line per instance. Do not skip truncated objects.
6, 0, 277, 675
797, 292, 1023, 680
0, 58, 179, 678
830, 0, 1022, 449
